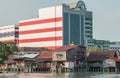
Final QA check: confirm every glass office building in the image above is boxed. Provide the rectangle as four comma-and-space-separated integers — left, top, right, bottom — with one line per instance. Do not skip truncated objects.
63, 2, 85, 46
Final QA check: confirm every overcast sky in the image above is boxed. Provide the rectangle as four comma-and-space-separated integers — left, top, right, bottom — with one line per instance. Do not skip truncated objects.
0, 0, 120, 42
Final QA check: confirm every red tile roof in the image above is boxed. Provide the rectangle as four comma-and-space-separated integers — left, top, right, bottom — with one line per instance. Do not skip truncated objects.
87, 50, 119, 61
35, 51, 52, 59
55, 45, 86, 51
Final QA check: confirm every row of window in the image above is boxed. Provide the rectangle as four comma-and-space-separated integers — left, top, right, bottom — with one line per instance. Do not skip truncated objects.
87, 45, 109, 49
85, 22, 92, 25
0, 32, 18, 37
0, 36, 14, 38
95, 41, 109, 44
110, 47, 120, 50
85, 18, 92, 20
85, 31, 92, 34
85, 26, 92, 30
0, 27, 15, 30
86, 35, 92, 38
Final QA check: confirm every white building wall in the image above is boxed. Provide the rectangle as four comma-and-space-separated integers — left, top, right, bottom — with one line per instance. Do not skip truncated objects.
0, 25, 15, 33
0, 36, 15, 41
19, 21, 62, 31
19, 5, 63, 50
19, 31, 62, 40
39, 6, 56, 20
19, 41, 62, 48
39, 6, 63, 19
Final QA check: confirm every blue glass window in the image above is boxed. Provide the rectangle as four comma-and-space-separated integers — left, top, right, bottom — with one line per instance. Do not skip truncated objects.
81, 15, 85, 45
0, 32, 15, 37
63, 13, 69, 45
70, 14, 80, 44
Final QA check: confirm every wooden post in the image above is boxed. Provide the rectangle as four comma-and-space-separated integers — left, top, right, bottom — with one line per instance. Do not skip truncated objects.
115, 67, 117, 72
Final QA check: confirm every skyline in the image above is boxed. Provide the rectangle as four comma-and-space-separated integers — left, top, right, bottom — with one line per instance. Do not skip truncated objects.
0, 0, 120, 41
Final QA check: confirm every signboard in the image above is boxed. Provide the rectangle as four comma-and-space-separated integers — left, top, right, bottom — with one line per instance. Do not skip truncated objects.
52, 51, 66, 61
65, 62, 74, 68
103, 59, 116, 67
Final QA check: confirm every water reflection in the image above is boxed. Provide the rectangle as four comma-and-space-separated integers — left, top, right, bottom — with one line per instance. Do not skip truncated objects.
1, 72, 120, 78
17, 72, 120, 78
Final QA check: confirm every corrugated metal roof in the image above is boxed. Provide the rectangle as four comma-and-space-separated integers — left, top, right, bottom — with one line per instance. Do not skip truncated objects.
23, 53, 39, 58
14, 52, 39, 59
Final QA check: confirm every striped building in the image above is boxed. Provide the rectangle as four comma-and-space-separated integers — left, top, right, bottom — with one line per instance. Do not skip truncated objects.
0, 25, 18, 43
19, 1, 86, 50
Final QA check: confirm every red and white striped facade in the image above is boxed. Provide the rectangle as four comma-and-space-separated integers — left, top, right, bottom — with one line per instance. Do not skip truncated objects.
19, 6, 63, 50
0, 25, 18, 43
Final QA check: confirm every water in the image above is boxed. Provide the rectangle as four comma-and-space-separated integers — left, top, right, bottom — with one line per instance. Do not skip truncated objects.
1, 72, 120, 78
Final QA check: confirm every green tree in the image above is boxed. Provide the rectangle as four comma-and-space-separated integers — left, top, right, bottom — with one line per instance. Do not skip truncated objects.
0, 42, 18, 64
5, 42, 18, 53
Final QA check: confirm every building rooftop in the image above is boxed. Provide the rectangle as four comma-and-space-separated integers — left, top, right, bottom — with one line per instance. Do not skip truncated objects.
55, 45, 86, 51
35, 51, 52, 62
87, 50, 120, 61
14, 52, 39, 60
6, 54, 16, 64
35, 51, 52, 59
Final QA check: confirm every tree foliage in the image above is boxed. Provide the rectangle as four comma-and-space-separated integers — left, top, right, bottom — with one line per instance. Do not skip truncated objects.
0, 42, 18, 64
87, 47, 102, 52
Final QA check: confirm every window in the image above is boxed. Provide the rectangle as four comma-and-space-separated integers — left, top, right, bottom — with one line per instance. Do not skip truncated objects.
63, 13, 69, 45
70, 14, 80, 44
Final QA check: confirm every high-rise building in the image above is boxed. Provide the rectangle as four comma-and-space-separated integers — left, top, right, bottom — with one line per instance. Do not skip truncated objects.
85, 11, 93, 39
69, 0, 93, 40
18, 0, 91, 50
0, 25, 18, 43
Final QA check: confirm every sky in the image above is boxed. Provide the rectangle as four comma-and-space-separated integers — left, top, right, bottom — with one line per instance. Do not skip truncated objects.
0, 0, 120, 42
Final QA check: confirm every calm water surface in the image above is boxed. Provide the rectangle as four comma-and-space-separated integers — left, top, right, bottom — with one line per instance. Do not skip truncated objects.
1, 72, 120, 78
